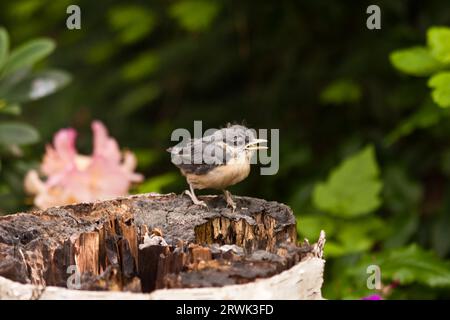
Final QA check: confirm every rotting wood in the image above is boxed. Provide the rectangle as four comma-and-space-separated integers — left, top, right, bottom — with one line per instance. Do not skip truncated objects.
0, 193, 325, 299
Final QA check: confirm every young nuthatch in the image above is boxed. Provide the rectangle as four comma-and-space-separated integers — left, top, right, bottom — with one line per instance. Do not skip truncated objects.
168, 124, 268, 211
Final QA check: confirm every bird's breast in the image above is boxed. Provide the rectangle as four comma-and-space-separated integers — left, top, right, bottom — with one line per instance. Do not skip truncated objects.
184, 162, 250, 190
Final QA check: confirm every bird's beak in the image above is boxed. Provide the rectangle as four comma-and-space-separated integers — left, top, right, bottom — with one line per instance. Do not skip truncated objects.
245, 139, 268, 150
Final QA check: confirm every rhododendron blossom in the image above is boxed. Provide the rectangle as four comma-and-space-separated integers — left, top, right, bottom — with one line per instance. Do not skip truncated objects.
24, 121, 143, 209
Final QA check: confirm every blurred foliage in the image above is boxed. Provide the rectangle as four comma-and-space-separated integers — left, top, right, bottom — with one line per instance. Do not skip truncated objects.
108, 5, 156, 44
313, 145, 382, 217
320, 79, 362, 105
428, 27, 450, 63
1, 0, 450, 299
391, 25, 450, 108
0, 26, 70, 212
429, 72, 450, 107
169, 0, 221, 32
390, 47, 444, 76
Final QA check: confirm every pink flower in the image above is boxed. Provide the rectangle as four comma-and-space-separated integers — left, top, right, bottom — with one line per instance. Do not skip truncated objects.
24, 121, 143, 209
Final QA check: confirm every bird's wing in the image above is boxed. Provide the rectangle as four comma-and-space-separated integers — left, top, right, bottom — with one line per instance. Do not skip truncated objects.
169, 136, 233, 175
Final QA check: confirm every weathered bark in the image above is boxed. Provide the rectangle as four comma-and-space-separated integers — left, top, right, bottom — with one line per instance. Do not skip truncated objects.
0, 193, 325, 299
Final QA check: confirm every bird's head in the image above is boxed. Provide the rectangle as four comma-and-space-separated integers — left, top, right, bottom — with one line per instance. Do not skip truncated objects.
220, 125, 268, 163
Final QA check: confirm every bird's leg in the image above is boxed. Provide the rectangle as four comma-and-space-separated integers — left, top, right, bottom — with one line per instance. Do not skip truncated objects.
223, 190, 237, 212
185, 184, 207, 208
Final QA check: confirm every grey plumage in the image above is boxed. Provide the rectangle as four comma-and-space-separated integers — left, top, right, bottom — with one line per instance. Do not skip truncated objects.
168, 124, 266, 210
168, 125, 256, 174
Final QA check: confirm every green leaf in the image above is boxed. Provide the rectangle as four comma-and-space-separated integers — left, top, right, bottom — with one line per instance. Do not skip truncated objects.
427, 26, 450, 64
108, 6, 156, 44
85, 41, 116, 64
0, 27, 9, 70
319, 79, 362, 105
326, 238, 373, 258
380, 167, 421, 248
389, 46, 444, 76
313, 145, 383, 217
122, 52, 159, 81
3, 69, 71, 103
9, 0, 42, 20
384, 213, 419, 249
136, 173, 178, 194
133, 149, 160, 169
431, 213, 450, 257
0, 122, 39, 146
116, 83, 160, 115
385, 101, 444, 145
325, 216, 385, 257
169, 0, 220, 32
0, 68, 30, 96
297, 214, 336, 240
382, 166, 422, 215
428, 72, 450, 108
0, 102, 21, 115
2, 38, 55, 76
362, 244, 450, 287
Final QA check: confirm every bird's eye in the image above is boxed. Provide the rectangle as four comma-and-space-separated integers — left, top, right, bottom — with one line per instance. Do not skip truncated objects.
245, 136, 249, 144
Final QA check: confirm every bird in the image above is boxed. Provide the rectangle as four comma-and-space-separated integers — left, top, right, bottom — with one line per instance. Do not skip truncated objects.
168, 124, 268, 211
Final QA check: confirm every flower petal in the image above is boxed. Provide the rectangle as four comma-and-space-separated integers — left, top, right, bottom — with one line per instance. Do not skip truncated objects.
41, 128, 77, 176
122, 151, 144, 182
26, 120, 143, 209
24, 170, 46, 195
92, 121, 121, 163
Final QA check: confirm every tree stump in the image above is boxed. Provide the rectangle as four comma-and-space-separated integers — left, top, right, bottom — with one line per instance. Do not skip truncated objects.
0, 193, 325, 300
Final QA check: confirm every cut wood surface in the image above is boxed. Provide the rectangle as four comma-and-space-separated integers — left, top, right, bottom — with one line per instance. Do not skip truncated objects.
0, 193, 325, 300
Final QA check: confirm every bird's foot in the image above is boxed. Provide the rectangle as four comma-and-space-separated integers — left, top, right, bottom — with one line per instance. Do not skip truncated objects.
184, 190, 208, 208
223, 190, 237, 212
